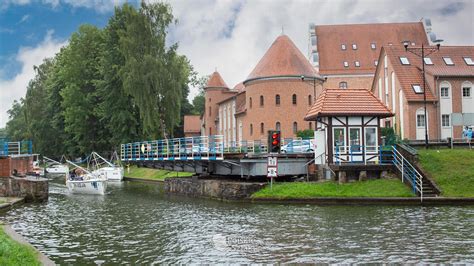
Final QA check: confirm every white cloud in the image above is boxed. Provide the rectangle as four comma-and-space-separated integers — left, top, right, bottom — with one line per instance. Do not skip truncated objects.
42, 0, 126, 13
18, 14, 30, 24
166, 0, 474, 100
0, 30, 67, 127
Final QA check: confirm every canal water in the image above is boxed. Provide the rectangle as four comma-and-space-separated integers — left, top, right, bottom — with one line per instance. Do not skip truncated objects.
1, 179, 473, 264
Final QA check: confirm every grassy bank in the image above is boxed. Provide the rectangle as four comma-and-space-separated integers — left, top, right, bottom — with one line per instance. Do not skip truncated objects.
252, 179, 414, 199
125, 166, 193, 181
0, 226, 41, 266
418, 149, 474, 197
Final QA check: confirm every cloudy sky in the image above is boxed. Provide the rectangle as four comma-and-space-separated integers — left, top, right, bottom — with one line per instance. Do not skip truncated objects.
1, 0, 473, 127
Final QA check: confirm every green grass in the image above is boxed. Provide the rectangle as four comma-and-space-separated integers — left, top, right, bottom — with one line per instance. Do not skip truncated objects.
0, 226, 41, 266
252, 179, 414, 199
0, 199, 5, 204
125, 166, 193, 181
418, 148, 474, 197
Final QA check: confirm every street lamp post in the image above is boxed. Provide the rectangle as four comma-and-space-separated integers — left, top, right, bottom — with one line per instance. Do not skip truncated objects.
402, 40, 442, 148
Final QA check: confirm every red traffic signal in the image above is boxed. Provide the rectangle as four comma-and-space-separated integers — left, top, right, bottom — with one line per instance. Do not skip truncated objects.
268, 130, 281, 153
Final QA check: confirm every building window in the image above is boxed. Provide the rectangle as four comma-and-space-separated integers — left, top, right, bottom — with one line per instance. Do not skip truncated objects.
308, 95, 312, 106
260, 123, 264, 134
385, 120, 391, 128
333, 127, 346, 153
260, 95, 264, 107
341, 44, 346, 50
365, 127, 377, 152
463, 57, 474, 66
339, 81, 348, 89
416, 114, 425, 127
249, 97, 252, 108
442, 114, 450, 127
343, 61, 349, 67
412, 84, 423, 94
443, 57, 454, 65
292, 94, 297, 105
352, 44, 357, 50
309, 122, 313, 130
400, 57, 410, 65
370, 43, 376, 49
276, 122, 281, 131
209, 98, 211, 102
250, 124, 253, 136
463, 87, 471, 97
424, 57, 433, 65
374, 60, 378, 66
209, 127, 212, 135
275, 94, 280, 105
355, 61, 360, 67
293, 122, 298, 134
440, 87, 449, 98
208, 107, 211, 117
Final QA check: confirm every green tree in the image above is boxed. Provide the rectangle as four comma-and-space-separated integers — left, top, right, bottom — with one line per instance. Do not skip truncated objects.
60, 25, 108, 155
190, 75, 209, 115
97, 4, 141, 149
119, 2, 191, 139
5, 99, 28, 141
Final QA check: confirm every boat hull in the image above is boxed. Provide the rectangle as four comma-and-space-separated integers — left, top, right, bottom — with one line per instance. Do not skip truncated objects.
95, 167, 124, 182
66, 179, 107, 195
46, 165, 69, 174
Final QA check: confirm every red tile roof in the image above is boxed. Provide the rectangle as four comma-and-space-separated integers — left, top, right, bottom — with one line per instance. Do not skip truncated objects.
316, 22, 429, 75
206, 71, 228, 88
382, 45, 474, 102
305, 88, 393, 120
246, 35, 319, 82
183, 115, 201, 133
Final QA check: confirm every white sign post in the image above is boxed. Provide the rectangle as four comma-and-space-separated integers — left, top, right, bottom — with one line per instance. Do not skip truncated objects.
267, 156, 278, 190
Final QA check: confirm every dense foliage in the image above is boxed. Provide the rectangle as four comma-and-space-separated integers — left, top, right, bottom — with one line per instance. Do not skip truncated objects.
5, 2, 203, 158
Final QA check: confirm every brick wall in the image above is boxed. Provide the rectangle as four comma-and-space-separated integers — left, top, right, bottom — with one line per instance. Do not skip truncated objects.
0, 156, 33, 177
324, 76, 374, 89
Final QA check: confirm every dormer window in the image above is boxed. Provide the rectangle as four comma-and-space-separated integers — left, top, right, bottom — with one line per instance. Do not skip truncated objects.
352, 44, 357, 50
354, 61, 360, 67
443, 57, 454, 65
400, 57, 410, 65
412, 85, 423, 94
423, 57, 433, 65
343, 61, 349, 67
464, 57, 474, 66
341, 44, 346, 50
370, 43, 376, 49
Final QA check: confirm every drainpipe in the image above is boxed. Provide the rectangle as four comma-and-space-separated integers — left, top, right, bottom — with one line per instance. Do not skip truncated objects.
435, 76, 440, 140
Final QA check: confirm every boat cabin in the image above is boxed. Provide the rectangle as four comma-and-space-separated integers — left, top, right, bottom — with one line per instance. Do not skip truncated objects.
305, 89, 393, 165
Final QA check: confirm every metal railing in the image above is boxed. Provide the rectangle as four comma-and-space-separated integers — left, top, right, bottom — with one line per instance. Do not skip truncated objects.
392, 145, 424, 201
0, 140, 33, 156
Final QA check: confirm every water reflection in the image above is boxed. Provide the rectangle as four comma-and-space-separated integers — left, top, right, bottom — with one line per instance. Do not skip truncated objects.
1, 179, 473, 264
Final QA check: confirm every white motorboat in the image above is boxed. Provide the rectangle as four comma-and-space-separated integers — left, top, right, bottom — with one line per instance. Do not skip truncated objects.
44, 156, 69, 174
88, 152, 124, 182
66, 160, 107, 195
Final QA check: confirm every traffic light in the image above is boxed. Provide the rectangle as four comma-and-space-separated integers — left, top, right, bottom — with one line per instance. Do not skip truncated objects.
268, 130, 281, 153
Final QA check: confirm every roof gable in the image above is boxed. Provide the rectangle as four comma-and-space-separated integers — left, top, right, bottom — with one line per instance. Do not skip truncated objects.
206, 71, 228, 88
305, 88, 393, 120
246, 35, 318, 82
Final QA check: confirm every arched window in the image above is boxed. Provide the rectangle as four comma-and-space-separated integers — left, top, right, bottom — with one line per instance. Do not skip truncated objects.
208, 107, 211, 117
260, 95, 264, 107
308, 95, 312, 106
276, 122, 281, 131
339, 81, 348, 89
292, 94, 297, 105
249, 97, 252, 109
309, 122, 313, 130
209, 98, 211, 102
293, 122, 298, 133
260, 123, 264, 134
250, 124, 253, 136
275, 94, 280, 105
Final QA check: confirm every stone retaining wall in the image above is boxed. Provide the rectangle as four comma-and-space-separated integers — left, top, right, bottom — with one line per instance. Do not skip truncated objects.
0, 177, 48, 202
164, 177, 266, 200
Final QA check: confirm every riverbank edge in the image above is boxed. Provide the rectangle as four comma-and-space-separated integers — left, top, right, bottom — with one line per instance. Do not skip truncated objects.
1, 224, 55, 266
0, 197, 25, 212
125, 176, 474, 206
248, 197, 474, 206
123, 176, 164, 183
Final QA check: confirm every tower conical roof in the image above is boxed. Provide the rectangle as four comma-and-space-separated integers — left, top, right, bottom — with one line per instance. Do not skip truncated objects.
246, 35, 318, 82
206, 71, 229, 88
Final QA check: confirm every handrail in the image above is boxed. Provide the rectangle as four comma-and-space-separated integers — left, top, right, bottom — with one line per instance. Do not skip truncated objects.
392, 146, 423, 201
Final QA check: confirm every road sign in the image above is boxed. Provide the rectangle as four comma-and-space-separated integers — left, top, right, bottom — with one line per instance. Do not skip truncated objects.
267, 156, 278, 178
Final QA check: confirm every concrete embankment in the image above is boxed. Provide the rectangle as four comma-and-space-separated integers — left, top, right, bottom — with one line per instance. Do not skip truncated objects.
0, 197, 25, 212
0, 176, 49, 202
164, 177, 266, 201
250, 197, 474, 206
2, 224, 55, 265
